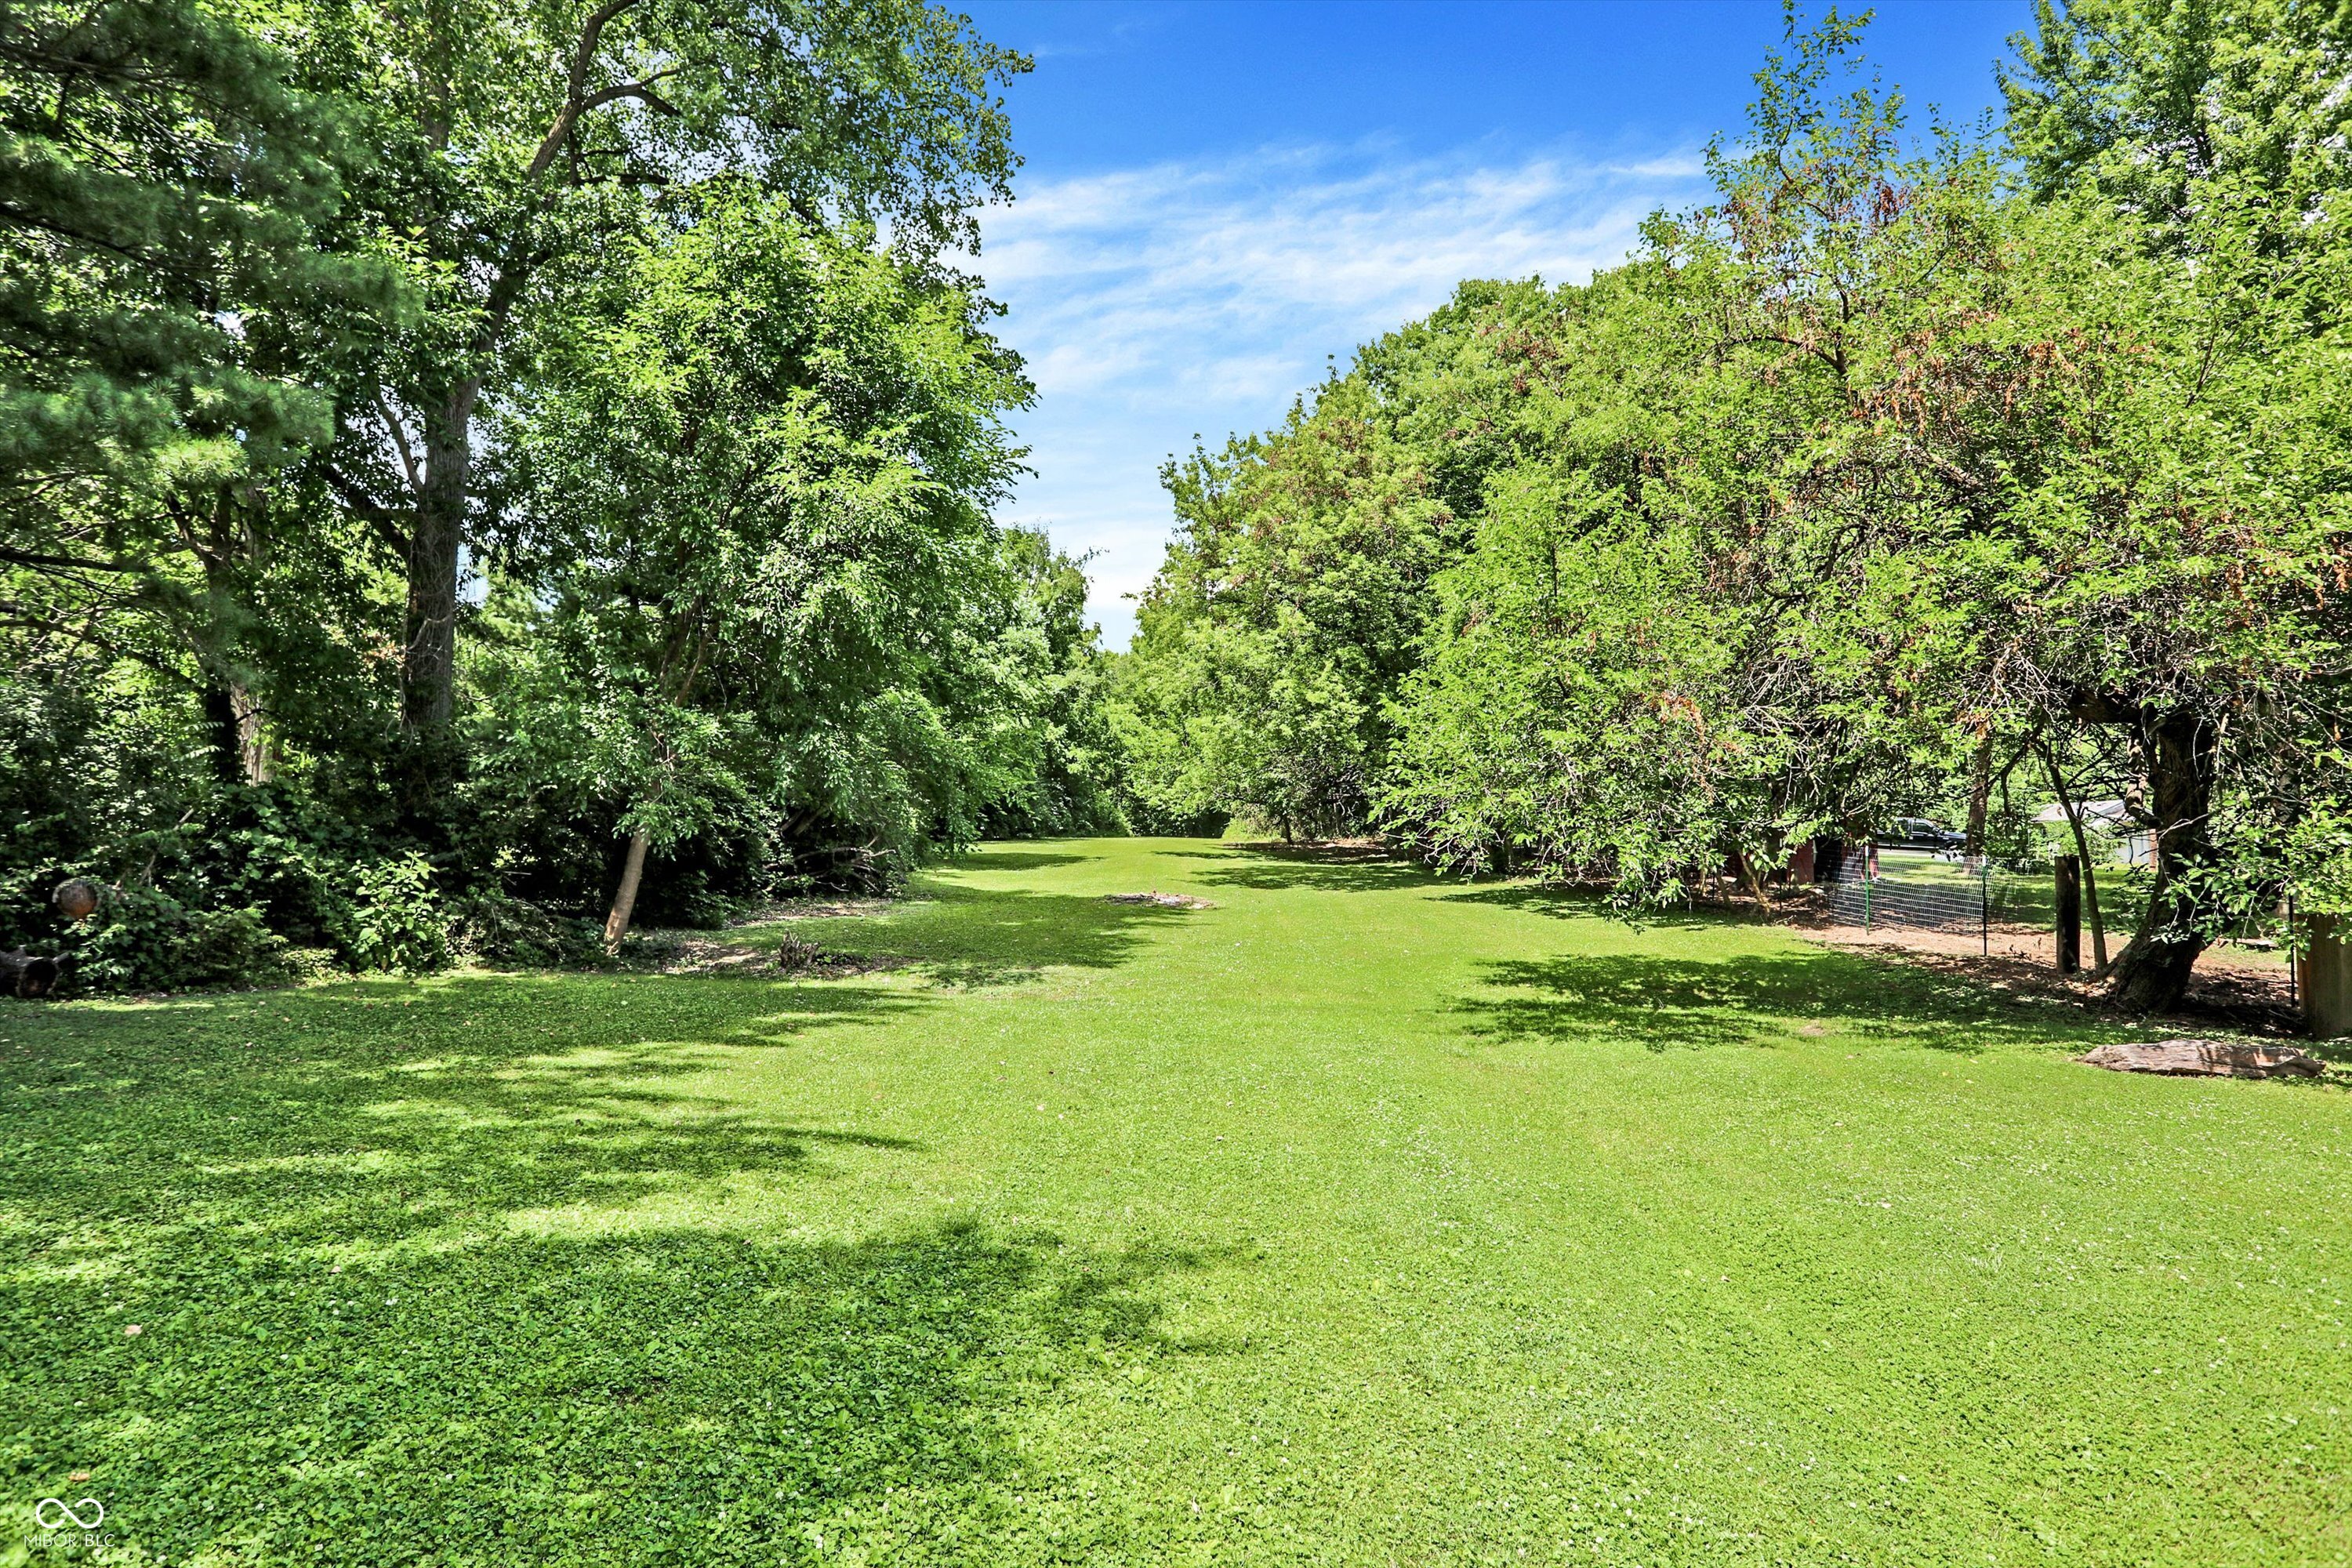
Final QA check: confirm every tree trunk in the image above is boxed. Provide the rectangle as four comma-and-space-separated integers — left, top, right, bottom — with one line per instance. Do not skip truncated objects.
232, 682, 270, 783
2043, 739, 2107, 972
196, 495, 270, 786
603, 828, 651, 952
1962, 731, 1994, 857
2080, 853, 2109, 975
403, 383, 477, 737
2103, 712, 2215, 1013
201, 684, 244, 784
1737, 848, 1771, 906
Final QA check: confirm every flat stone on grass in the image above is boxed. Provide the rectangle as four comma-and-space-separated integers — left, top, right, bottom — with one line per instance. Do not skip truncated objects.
2078, 1038, 2325, 1078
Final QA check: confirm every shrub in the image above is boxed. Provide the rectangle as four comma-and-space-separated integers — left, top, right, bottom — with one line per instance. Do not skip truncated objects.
344, 855, 452, 975
72, 889, 301, 993
448, 888, 608, 969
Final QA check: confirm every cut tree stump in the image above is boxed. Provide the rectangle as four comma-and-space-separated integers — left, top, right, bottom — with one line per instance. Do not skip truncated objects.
2078, 1039, 2325, 1080
1, 949, 60, 1000
1104, 891, 1214, 909
51, 877, 100, 921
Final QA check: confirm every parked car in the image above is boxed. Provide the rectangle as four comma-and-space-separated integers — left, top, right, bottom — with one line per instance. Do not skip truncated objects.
1879, 817, 1966, 854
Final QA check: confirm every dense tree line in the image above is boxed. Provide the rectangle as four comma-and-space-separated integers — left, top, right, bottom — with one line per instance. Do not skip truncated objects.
0, 0, 1120, 987
1115, 0, 2352, 1011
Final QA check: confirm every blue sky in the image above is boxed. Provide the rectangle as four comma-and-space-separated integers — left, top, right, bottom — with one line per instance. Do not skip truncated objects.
960, 0, 2033, 646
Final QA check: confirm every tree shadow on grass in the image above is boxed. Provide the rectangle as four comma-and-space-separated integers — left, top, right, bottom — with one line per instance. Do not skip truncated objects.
9, 1221, 1203, 1564
1163, 842, 1439, 895
1454, 947, 2122, 1054
941, 847, 1094, 873
0, 975, 1223, 1563
745, 883, 1195, 988
1440, 883, 1748, 930
1, 971, 931, 1269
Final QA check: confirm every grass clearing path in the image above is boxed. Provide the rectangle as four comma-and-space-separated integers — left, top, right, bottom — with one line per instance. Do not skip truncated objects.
4, 837, 2348, 1565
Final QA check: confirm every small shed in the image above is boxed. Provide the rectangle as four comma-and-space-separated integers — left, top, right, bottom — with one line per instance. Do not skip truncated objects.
2034, 800, 2154, 868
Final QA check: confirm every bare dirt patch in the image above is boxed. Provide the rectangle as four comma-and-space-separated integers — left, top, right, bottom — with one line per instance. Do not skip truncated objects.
1782, 910, 2303, 1038
625, 929, 901, 978
1104, 891, 1215, 909
734, 898, 896, 922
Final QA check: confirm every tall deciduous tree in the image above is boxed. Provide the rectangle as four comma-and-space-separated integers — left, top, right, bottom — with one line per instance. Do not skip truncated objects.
2002, 0, 2352, 230
1111, 281, 1560, 839
491, 184, 1027, 944
296, 0, 1026, 767
1127, 5, 2352, 1017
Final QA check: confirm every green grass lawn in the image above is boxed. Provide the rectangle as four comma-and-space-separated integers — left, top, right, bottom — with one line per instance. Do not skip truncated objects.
4, 838, 2348, 1566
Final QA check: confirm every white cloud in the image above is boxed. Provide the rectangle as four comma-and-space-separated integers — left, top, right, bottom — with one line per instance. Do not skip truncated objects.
972, 139, 1707, 646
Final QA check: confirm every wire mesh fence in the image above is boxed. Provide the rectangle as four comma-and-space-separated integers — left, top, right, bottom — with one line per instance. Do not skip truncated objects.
1824, 847, 2052, 946
1814, 842, 2303, 1004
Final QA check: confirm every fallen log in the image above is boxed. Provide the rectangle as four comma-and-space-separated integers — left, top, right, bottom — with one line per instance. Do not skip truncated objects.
2078, 1039, 2325, 1080
1, 949, 60, 1000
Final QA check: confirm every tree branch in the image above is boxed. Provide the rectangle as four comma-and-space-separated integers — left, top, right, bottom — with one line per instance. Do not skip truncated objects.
567, 0, 644, 103
522, 0, 688, 185
0, 604, 198, 688
0, 543, 147, 575
524, 79, 687, 181
2065, 686, 2145, 729
318, 463, 415, 557
369, 389, 425, 495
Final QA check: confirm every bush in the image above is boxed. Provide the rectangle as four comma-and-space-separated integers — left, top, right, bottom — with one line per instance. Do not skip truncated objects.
72, 889, 303, 993
344, 855, 452, 975
448, 888, 608, 969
